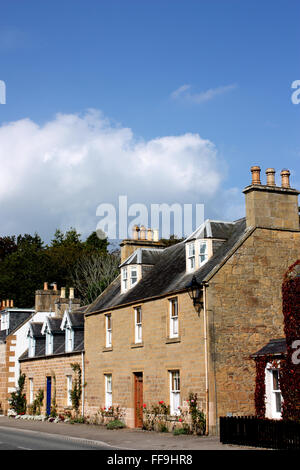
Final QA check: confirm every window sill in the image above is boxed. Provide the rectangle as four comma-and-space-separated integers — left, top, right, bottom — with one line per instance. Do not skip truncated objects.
165, 336, 181, 344
102, 346, 113, 352
131, 342, 144, 349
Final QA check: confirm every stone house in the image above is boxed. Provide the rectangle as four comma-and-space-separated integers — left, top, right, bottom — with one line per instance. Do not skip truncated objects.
18, 285, 84, 416
83, 166, 300, 434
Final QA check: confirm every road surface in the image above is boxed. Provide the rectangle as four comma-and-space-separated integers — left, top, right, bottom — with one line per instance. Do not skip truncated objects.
0, 425, 115, 450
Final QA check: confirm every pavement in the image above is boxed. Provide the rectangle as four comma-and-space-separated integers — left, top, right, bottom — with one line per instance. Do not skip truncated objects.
0, 415, 256, 450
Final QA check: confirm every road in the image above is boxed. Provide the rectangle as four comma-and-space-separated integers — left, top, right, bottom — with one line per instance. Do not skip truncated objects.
0, 425, 115, 450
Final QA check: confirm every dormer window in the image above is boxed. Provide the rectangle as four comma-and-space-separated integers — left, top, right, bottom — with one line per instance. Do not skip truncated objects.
130, 267, 138, 287
45, 329, 53, 355
65, 326, 74, 352
186, 239, 211, 273
185, 219, 235, 273
188, 243, 195, 271
42, 320, 54, 355
28, 332, 36, 358
61, 310, 75, 353
122, 267, 128, 292
1, 311, 9, 331
121, 265, 141, 293
199, 241, 208, 265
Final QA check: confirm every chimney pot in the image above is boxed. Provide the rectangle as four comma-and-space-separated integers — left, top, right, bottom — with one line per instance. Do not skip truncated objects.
147, 228, 153, 241
69, 287, 74, 299
281, 169, 291, 188
10, 300, 14, 308
153, 229, 159, 242
60, 287, 66, 299
52, 282, 57, 291
251, 166, 261, 185
132, 225, 139, 240
140, 226, 146, 240
44, 282, 48, 290
266, 168, 276, 186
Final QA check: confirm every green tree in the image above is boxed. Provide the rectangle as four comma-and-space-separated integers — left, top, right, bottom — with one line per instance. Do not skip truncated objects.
159, 234, 184, 247
0, 234, 50, 307
0, 235, 17, 261
84, 231, 108, 253
71, 251, 120, 304
0, 227, 112, 307
9, 373, 27, 414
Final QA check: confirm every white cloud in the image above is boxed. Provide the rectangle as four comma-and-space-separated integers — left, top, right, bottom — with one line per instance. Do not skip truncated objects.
0, 109, 243, 242
171, 83, 237, 104
170, 84, 191, 100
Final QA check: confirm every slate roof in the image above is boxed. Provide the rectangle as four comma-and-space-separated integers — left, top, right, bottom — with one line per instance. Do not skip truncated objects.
251, 338, 287, 358
120, 247, 164, 267
0, 308, 34, 342
185, 219, 236, 242
19, 308, 85, 361
47, 317, 63, 333
86, 217, 249, 315
30, 322, 44, 337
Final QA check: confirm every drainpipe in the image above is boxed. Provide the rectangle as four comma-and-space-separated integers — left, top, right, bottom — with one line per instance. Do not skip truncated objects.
81, 351, 85, 417
203, 282, 209, 435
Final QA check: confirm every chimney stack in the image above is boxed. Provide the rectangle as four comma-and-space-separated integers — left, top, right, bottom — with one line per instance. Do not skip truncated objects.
35, 282, 60, 312
243, 166, 299, 230
120, 225, 165, 263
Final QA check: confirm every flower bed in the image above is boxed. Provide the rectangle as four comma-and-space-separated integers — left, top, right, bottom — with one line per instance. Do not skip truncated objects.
143, 393, 206, 435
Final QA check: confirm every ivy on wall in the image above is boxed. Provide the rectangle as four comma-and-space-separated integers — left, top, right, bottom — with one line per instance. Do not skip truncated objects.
254, 356, 269, 418
254, 260, 300, 420
280, 260, 300, 421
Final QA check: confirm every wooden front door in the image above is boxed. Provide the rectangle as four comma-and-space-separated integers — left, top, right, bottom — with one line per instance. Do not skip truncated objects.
134, 372, 143, 428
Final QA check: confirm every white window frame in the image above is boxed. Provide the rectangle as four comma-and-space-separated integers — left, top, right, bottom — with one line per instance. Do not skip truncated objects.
105, 314, 112, 348
67, 375, 72, 406
122, 267, 128, 292
134, 306, 142, 343
188, 242, 195, 271
130, 267, 138, 287
29, 378, 34, 404
45, 329, 53, 355
265, 364, 282, 420
28, 335, 36, 358
105, 374, 112, 410
65, 326, 74, 352
169, 298, 179, 338
199, 241, 208, 266
1, 312, 9, 331
169, 370, 180, 416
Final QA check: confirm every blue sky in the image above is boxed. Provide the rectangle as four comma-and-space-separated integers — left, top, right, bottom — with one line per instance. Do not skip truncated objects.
0, 0, 299, 241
